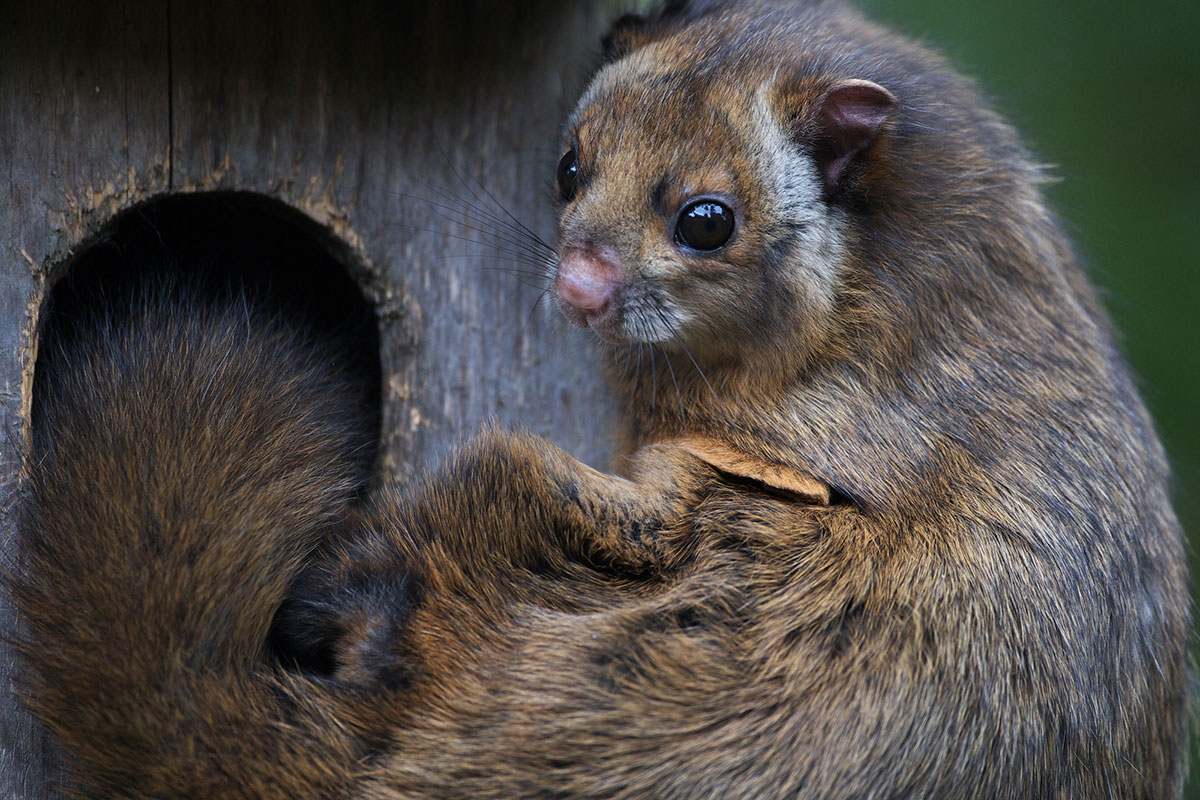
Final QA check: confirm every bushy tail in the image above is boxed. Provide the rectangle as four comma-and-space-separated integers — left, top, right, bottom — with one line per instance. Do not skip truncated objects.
13, 279, 378, 798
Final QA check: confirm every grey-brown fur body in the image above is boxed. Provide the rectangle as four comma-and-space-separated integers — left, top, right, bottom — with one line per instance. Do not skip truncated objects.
13, 1, 1191, 798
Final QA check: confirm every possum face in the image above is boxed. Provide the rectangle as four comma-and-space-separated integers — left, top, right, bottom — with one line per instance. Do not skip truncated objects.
552, 31, 895, 366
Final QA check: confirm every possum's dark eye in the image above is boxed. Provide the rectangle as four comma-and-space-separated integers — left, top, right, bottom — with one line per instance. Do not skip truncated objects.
675, 200, 734, 252
557, 149, 579, 202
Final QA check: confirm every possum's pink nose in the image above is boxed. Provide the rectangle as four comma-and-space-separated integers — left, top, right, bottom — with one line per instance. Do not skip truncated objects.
555, 245, 622, 319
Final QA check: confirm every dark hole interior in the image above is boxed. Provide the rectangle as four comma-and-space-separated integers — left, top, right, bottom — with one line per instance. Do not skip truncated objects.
33, 191, 386, 678
35, 191, 382, 475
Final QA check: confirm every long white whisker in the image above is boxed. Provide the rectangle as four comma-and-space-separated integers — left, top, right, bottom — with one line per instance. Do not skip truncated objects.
431, 141, 560, 256
408, 199, 557, 265
393, 187, 553, 257
390, 224, 556, 271
680, 344, 719, 405
524, 288, 551, 337
659, 342, 687, 433
649, 303, 719, 405
646, 319, 658, 417
402, 181, 556, 257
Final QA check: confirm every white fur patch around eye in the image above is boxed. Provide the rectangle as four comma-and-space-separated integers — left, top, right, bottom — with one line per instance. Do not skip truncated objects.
747, 85, 846, 313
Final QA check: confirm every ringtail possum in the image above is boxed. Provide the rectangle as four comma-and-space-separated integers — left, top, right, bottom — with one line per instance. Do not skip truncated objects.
14, 1, 1190, 798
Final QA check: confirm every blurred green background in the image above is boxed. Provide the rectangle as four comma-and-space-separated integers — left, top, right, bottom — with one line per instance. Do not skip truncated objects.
856, 0, 1200, 792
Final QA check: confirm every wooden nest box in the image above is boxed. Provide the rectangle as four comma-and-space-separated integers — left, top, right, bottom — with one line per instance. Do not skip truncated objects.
0, 2, 624, 794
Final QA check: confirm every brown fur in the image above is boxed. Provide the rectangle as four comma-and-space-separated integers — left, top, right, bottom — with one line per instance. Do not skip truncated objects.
14, 1, 1191, 798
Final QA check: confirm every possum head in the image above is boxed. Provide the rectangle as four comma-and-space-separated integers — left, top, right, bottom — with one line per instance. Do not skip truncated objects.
552, 6, 895, 370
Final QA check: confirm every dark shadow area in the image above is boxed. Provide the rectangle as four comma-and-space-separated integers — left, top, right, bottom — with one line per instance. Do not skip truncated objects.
34, 191, 382, 476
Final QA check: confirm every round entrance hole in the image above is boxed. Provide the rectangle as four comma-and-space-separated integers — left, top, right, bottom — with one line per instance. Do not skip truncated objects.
32, 191, 382, 482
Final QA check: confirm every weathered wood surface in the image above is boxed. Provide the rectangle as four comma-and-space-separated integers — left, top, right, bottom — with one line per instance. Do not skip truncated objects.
0, 1, 629, 795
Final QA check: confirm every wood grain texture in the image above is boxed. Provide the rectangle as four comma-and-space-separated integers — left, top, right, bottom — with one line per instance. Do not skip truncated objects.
168, 0, 627, 477
0, 1, 629, 795
0, 2, 169, 796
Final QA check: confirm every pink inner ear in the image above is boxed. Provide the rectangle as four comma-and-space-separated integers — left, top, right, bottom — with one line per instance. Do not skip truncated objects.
815, 79, 897, 193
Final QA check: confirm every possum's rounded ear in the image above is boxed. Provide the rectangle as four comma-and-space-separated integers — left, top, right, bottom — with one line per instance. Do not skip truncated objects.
811, 79, 897, 196
602, 12, 654, 62
269, 537, 421, 690
779, 77, 897, 197
602, 1, 730, 63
